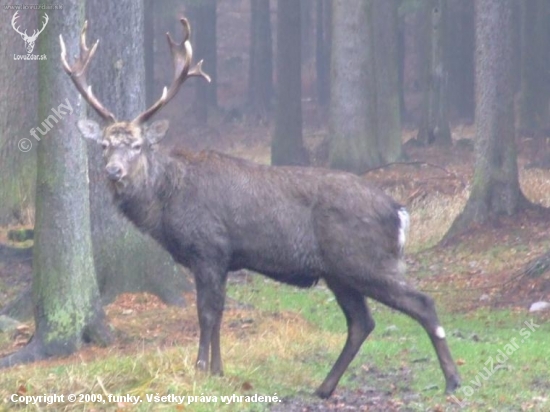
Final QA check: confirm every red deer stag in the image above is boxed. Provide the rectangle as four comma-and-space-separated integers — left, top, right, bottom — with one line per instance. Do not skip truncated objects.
60, 18, 460, 398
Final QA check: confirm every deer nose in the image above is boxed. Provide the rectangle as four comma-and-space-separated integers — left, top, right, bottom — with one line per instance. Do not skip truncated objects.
105, 164, 123, 181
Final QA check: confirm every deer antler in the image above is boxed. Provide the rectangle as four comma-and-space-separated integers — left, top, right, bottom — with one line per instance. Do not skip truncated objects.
132, 17, 211, 125
60, 21, 116, 122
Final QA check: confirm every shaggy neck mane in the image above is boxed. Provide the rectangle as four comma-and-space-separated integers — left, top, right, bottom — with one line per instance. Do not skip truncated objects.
113, 149, 185, 234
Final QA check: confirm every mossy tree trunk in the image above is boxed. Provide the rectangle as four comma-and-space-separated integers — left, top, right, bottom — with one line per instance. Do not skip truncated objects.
445, 0, 529, 241
0, 2, 111, 368
0, 11, 37, 225
272, 0, 308, 166
417, 0, 452, 146
85, 1, 192, 307
248, 0, 273, 119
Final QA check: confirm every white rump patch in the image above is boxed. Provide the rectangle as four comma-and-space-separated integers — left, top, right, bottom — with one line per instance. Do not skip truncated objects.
397, 207, 410, 251
435, 326, 446, 339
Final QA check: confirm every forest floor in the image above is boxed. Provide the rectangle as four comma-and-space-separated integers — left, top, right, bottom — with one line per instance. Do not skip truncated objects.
1, 123, 550, 411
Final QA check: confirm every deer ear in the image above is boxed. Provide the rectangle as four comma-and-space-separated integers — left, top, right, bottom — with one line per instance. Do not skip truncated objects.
144, 120, 170, 145
77, 119, 102, 142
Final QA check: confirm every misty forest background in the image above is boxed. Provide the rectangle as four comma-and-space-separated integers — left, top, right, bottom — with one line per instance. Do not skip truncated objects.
1, 0, 550, 410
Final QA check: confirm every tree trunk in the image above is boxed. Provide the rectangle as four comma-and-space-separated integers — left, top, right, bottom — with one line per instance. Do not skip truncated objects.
189, 0, 217, 125
445, 0, 528, 241
0, 10, 37, 225
316, 0, 331, 108
447, 0, 474, 123
518, 0, 550, 132
416, 0, 452, 146
329, 0, 379, 172
85, 1, 192, 307
248, 0, 273, 119
301, 0, 313, 63
1, 4, 111, 367
272, 0, 308, 166
144, 0, 155, 107
370, 0, 403, 161
398, 13, 406, 124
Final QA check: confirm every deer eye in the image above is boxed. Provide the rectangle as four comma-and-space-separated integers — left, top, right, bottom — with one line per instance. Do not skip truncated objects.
100, 141, 109, 150
131, 143, 142, 151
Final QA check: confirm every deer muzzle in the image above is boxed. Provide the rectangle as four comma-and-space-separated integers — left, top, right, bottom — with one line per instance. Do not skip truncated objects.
105, 163, 124, 182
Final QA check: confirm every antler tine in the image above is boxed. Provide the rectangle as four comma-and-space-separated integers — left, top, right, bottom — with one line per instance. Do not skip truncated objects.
189, 60, 211, 82
60, 21, 116, 122
175, 15, 191, 44
79, 20, 90, 55
133, 17, 210, 125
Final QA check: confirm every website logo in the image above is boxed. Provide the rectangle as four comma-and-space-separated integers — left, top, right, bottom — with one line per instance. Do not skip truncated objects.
11, 11, 48, 60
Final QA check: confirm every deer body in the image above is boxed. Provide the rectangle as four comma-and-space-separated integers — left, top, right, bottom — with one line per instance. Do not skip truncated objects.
61, 18, 460, 399
113, 147, 403, 287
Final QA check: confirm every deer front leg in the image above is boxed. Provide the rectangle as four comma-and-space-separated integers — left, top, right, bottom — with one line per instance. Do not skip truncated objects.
210, 303, 225, 375
210, 270, 227, 375
194, 266, 227, 374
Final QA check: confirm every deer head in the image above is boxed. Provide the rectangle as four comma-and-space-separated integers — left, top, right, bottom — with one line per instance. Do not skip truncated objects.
12, 11, 49, 54
60, 18, 210, 190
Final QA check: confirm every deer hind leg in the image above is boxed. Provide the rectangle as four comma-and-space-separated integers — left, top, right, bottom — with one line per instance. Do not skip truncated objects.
315, 278, 375, 399
367, 279, 461, 393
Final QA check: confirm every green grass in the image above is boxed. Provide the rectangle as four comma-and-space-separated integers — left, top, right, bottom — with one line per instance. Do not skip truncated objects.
0, 275, 549, 411
229, 277, 550, 411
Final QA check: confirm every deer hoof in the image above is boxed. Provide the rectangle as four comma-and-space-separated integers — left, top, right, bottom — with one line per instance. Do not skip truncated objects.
445, 376, 461, 394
